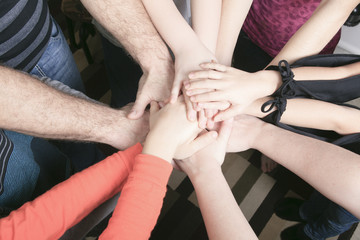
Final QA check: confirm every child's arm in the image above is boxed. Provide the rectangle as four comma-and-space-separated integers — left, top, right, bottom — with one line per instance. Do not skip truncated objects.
229, 115, 360, 219
141, 0, 215, 122
0, 144, 142, 240
245, 97, 360, 135
191, 0, 222, 54
184, 61, 360, 121
175, 119, 258, 240
215, 0, 253, 66
269, 0, 360, 65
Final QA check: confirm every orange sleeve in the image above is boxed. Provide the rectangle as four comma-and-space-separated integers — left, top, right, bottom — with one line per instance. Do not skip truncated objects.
0, 143, 143, 240
99, 154, 172, 240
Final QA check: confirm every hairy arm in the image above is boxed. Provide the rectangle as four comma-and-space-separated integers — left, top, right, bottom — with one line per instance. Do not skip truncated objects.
0, 66, 148, 149
271, 0, 360, 65
81, 0, 172, 73
235, 116, 360, 219
81, 0, 174, 119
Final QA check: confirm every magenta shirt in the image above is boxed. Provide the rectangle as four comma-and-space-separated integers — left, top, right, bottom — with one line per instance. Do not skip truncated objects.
242, 0, 341, 57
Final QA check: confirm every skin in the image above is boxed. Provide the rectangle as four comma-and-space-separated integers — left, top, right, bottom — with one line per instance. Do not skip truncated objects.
0, 66, 148, 150
230, 115, 360, 219
81, 0, 174, 119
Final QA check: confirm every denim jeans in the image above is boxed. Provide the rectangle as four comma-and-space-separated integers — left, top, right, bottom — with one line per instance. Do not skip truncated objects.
0, 17, 103, 210
300, 191, 359, 240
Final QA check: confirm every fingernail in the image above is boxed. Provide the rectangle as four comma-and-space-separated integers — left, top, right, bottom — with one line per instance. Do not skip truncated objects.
189, 73, 194, 78
211, 132, 218, 138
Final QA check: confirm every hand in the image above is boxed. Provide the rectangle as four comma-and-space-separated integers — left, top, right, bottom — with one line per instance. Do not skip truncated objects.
170, 44, 217, 122
185, 62, 270, 121
226, 114, 265, 152
128, 62, 174, 119
175, 118, 233, 176
108, 103, 150, 150
142, 98, 217, 163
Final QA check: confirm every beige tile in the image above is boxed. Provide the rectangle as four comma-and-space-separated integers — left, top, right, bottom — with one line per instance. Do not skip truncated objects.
240, 174, 276, 220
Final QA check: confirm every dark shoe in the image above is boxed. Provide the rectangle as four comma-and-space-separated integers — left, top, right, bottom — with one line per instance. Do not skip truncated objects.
274, 198, 305, 222
280, 223, 311, 240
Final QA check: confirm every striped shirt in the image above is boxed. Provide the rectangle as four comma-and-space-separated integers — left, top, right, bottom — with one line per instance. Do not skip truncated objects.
0, 0, 52, 72
0, 131, 13, 195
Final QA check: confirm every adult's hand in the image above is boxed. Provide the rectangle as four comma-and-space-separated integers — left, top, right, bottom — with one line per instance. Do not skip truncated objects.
128, 62, 174, 119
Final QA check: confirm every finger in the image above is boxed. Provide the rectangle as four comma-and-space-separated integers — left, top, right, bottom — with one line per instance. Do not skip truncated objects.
198, 109, 207, 129
188, 69, 223, 80
217, 118, 234, 142
199, 62, 228, 72
171, 76, 183, 103
190, 91, 227, 103
186, 88, 214, 97
128, 94, 149, 119
197, 101, 230, 111
183, 91, 197, 121
187, 79, 225, 91
149, 101, 160, 115
214, 106, 242, 122
188, 130, 218, 154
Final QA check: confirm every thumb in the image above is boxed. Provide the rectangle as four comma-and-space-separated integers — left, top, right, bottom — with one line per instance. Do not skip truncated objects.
189, 130, 218, 154
149, 101, 160, 116
214, 106, 242, 122
170, 75, 182, 103
217, 118, 233, 142
128, 94, 150, 119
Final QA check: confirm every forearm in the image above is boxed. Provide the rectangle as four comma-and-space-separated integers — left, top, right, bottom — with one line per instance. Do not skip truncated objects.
270, 0, 360, 65
215, 0, 253, 65
191, 0, 222, 53
189, 166, 257, 240
0, 66, 143, 149
245, 97, 360, 135
141, 0, 202, 55
252, 123, 360, 218
81, 0, 172, 72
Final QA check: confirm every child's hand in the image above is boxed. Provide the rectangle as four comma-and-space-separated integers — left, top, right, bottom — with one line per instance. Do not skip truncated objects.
184, 62, 270, 122
142, 98, 217, 164
175, 118, 233, 177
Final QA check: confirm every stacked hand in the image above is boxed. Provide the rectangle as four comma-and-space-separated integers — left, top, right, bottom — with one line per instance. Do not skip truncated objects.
184, 62, 271, 122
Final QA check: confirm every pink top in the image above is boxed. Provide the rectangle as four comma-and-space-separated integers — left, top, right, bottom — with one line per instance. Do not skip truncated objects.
0, 143, 173, 240
242, 0, 341, 57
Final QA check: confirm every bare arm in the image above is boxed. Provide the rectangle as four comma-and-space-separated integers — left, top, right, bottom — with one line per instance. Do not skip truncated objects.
176, 119, 258, 240
81, 0, 174, 119
246, 97, 360, 135
215, 0, 253, 65
191, 0, 222, 53
0, 66, 148, 149
81, 0, 172, 74
271, 0, 360, 65
231, 115, 360, 219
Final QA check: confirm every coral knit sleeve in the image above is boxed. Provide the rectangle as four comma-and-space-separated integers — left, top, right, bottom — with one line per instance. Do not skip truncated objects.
99, 154, 173, 240
0, 143, 142, 240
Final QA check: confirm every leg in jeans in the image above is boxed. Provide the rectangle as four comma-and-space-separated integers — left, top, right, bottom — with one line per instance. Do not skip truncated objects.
300, 191, 359, 239
29, 17, 105, 172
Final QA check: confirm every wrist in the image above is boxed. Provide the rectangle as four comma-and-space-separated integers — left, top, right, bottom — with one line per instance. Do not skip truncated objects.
256, 70, 282, 96
188, 163, 223, 184
142, 133, 176, 163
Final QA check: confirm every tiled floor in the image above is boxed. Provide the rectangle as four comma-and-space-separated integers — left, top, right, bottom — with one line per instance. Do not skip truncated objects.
72, 30, 360, 239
